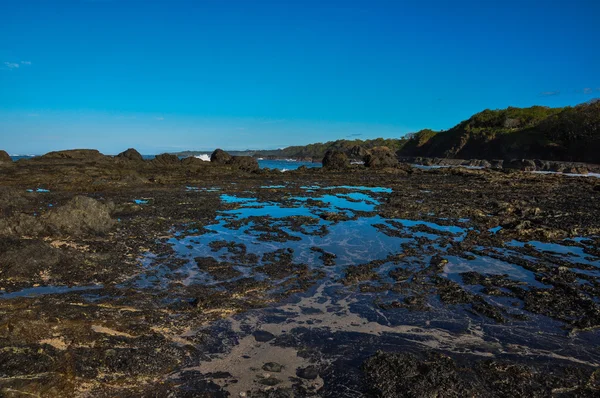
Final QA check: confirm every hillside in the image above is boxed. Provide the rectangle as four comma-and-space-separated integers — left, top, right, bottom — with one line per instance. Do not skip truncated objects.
254, 138, 406, 161
398, 101, 600, 164
173, 138, 406, 161
173, 100, 600, 164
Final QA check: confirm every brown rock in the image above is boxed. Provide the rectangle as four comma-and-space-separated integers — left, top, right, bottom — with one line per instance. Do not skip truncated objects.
364, 147, 398, 168
116, 148, 144, 161
229, 156, 259, 172
322, 150, 349, 170
151, 153, 180, 165
210, 149, 232, 164
0, 150, 12, 162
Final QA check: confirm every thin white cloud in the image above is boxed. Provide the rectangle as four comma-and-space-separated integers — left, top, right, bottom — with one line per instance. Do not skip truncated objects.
27, 113, 40, 117
21, 61, 32, 65
539, 90, 560, 97
155, 117, 165, 121
3, 62, 19, 69
583, 87, 593, 94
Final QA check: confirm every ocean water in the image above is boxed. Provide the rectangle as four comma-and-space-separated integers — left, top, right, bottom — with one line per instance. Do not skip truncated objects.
187, 156, 321, 171
9, 155, 320, 171
188, 155, 322, 171
257, 159, 321, 171
9, 155, 37, 161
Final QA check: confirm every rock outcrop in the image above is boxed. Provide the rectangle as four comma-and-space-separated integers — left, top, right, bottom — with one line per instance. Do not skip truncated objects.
0, 196, 115, 237
209, 149, 258, 172
397, 101, 600, 164
0, 150, 11, 162
504, 159, 537, 171
181, 156, 209, 166
229, 156, 259, 172
44, 196, 115, 235
365, 147, 398, 168
41, 149, 106, 161
349, 145, 368, 159
116, 148, 144, 161
210, 149, 232, 164
151, 153, 180, 165
322, 150, 350, 170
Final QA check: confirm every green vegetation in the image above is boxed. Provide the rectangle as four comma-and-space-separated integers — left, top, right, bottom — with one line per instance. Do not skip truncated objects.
174, 100, 600, 164
255, 138, 407, 160
398, 101, 600, 163
173, 138, 407, 161
398, 129, 437, 155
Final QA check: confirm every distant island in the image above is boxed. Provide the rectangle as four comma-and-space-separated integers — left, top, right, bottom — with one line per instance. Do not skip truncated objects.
173, 99, 600, 164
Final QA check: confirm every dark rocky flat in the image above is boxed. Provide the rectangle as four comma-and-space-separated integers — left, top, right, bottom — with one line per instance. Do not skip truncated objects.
0, 150, 599, 397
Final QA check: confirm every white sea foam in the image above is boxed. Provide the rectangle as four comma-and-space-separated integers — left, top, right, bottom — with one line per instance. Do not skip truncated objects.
194, 154, 211, 161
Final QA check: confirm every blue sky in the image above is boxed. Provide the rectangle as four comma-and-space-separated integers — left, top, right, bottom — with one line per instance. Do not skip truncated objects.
1, 0, 598, 154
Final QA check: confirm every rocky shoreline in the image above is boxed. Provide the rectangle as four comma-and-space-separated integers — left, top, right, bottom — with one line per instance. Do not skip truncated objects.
402, 156, 600, 174
0, 148, 599, 397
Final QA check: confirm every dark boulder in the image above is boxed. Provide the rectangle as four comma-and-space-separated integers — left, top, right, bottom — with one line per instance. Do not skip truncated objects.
181, 156, 209, 166
262, 362, 284, 373
0, 196, 115, 237
364, 147, 398, 168
210, 149, 232, 164
534, 159, 551, 171
44, 196, 115, 236
466, 159, 491, 168
549, 163, 566, 173
504, 159, 536, 171
349, 145, 368, 159
229, 156, 259, 172
0, 150, 11, 162
322, 150, 349, 170
564, 166, 588, 175
253, 330, 275, 342
490, 159, 504, 169
548, 162, 566, 173
116, 148, 144, 161
41, 149, 106, 161
422, 158, 434, 166
296, 366, 319, 380
151, 153, 180, 165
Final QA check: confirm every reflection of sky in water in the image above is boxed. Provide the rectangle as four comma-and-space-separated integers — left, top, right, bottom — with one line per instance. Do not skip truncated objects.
0, 285, 102, 299
391, 219, 465, 235
322, 186, 392, 193
169, 189, 489, 287
443, 255, 548, 288
166, 190, 414, 285
507, 240, 600, 268
6, 184, 596, 308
